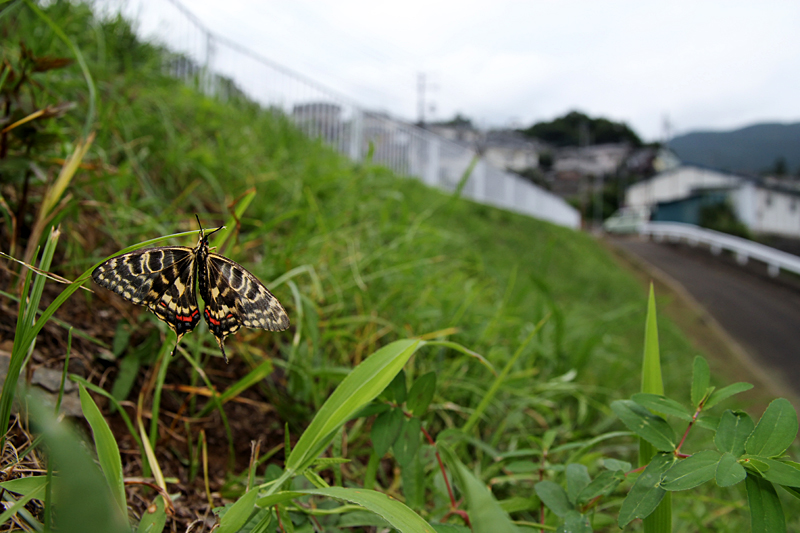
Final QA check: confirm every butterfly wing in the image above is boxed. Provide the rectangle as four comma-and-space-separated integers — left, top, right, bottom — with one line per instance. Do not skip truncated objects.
199, 253, 289, 360
92, 247, 201, 341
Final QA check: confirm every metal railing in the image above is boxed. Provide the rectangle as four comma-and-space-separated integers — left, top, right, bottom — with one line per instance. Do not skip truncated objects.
640, 222, 800, 277
91, 0, 580, 229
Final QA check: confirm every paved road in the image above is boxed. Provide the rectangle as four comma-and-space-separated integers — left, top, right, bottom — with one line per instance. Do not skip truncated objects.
611, 236, 800, 393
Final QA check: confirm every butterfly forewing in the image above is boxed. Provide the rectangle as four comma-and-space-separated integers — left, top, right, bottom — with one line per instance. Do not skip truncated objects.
92, 247, 201, 340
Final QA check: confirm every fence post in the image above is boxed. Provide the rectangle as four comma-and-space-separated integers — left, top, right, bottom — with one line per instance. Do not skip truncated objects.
349, 109, 363, 162
425, 136, 440, 187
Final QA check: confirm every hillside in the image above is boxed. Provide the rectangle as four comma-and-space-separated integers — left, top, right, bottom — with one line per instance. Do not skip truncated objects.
669, 122, 800, 175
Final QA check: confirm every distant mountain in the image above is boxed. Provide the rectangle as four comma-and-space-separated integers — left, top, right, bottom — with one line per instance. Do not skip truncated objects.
668, 122, 800, 175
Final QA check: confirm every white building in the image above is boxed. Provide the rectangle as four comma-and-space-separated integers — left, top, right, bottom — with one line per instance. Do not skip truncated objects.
625, 165, 800, 238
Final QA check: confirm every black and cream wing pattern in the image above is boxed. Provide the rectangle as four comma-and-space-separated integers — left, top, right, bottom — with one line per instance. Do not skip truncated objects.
92, 247, 202, 341
92, 224, 289, 362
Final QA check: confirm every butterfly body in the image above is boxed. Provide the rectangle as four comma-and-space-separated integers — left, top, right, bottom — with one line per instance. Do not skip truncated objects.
92, 225, 289, 362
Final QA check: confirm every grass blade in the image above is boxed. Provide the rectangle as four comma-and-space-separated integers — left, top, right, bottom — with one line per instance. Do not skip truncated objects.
79, 385, 127, 515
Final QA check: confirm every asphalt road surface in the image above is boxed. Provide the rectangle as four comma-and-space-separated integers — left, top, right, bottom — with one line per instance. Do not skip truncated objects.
612, 236, 800, 394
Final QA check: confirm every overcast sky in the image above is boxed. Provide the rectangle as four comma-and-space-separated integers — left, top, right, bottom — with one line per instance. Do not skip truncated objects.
176, 0, 800, 141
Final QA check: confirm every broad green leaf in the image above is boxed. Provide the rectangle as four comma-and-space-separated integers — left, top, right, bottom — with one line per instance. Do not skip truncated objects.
745, 399, 798, 458
256, 487, 435, 533
393, 417, 421, 467
386, 370, 407, 404
440, 446, 520, 533
696, 413, 720, 431
603, 459, 631, 472
217, 488, 259, 533
534, 481, 573, 518
705, 382, 754, 409
558, 510, 591, 533
79, 385, 127, 516
691, 356, 710, 408
285, 339, 421, 475
755, 458, 800, 488
632, 393, 693, 421
611, 400, 676, 452
137, 496, 166, 533
0, 476, 48, 495
565, 464, 591, 505
618, 452, 675, 527
431, 524, 471, 533
660, 450, 720, 491
715, 410, 754, 457
407, 372, 436, 417
371, 408, 404, 457
746, 475, 786, 533
576, 470, 623, 503
716, 452, 747, 487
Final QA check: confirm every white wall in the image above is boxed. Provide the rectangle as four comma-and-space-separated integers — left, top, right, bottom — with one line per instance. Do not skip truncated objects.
748, 187, 800, 237
626, 166, 741, 208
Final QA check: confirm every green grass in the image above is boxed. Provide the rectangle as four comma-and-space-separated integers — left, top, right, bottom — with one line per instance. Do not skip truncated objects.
3, 2, 790, 531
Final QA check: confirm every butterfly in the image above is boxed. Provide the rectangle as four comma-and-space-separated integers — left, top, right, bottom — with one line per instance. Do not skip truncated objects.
92, 217, 289, 362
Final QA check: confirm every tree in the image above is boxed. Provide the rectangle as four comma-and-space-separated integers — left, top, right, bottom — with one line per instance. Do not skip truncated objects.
519, 110, 642, 147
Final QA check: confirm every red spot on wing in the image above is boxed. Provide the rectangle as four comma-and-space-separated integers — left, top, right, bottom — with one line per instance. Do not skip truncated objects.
176, 310, 199, 323
226, 313, 233, 318
160, 301, 168, 307
205, 308, 221, 326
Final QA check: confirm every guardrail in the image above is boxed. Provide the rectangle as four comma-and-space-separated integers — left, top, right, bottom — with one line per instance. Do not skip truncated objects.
639, 221, 800, 277
92, 0, 581, 229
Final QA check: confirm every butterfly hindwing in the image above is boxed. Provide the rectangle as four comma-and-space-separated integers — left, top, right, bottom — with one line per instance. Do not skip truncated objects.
92, 247, 201, 340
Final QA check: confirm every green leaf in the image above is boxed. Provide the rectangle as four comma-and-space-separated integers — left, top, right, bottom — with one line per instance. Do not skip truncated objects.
691, 356, 710, 408
285, 339, 421, 475
217, 488, 259, 533
611, 400, 676, 452
618, 452, 676, 527
79, 385, 127, 516
407, 372, 436, 417
746, 475, 786, 533
660, 450, 720, 491
0, 482, 46, 527
557, 510, 591, 533
715, 410, 754, 457
603, 458, 631, 472
565, 464, 591, 505
755, 458, 800, 488
137, 496, 166, 533
27, 391, 130, 532
256, 487, 435, 533
716, 452, 747, 487
632, 393, 693, 421
576, 470, 623, 503
534, 481, 573, 518
641, 284, 664, 396
0, 476, 48, 495
440, 446, 520, 533
745, 399, 798, 458
371, 408, 404, 457
386, 370, 407, 404
393, 417, 421, 467
705, 382, 754, 409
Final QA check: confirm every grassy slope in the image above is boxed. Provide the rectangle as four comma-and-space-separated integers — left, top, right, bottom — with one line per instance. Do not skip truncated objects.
7, 3, 787, 531
7, 0, 698, 456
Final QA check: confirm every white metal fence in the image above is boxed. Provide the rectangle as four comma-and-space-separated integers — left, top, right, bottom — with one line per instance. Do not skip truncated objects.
640, 222, 800, 277
91, 0, 581, 229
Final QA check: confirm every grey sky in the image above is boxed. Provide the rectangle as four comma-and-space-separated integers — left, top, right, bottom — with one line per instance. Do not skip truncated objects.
186, 0, 800, 141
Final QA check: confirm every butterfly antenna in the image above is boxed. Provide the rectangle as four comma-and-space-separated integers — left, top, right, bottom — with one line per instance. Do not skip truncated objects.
195, 214, 204, 239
